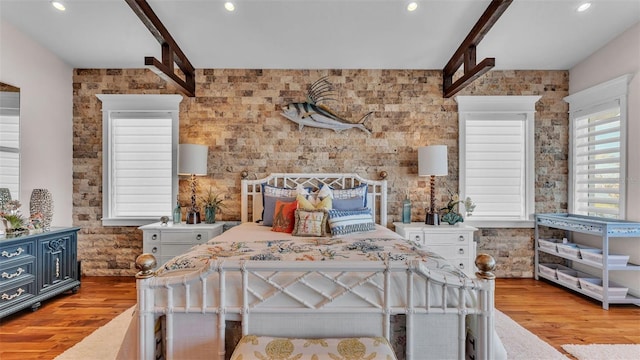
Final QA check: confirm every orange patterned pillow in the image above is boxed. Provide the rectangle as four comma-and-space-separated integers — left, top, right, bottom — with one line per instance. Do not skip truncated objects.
271, 200, 298, 233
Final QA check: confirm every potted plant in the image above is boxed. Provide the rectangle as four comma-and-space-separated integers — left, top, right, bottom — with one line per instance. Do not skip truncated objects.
200, 187, 226, 224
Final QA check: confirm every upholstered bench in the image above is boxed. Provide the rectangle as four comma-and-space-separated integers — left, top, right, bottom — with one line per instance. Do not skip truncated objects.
230, 335, 398, 360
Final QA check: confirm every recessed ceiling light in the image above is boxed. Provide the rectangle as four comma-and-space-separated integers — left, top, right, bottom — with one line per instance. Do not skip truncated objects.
224, 2, 235, 12
577, 2, 591, 12
51, 1, 66, 11
407, 2, 418, 12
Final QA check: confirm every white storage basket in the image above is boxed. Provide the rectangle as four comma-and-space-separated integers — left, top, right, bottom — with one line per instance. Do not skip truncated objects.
538, 238, 561, 253
556, 269, 591, 288
578, 278, 629, 299
538, 263, 571, 279
579, 248, 630, 266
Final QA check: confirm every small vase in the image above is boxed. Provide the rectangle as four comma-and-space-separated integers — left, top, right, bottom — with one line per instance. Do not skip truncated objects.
0, 188, 11, 208
30, 189, 53, 230
204, 206, 216, 224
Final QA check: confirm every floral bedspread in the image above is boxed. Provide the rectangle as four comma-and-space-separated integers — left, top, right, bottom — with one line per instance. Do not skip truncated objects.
157, 233, 466, 279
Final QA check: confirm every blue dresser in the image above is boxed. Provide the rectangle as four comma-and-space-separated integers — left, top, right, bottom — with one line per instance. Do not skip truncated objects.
0, 227, 80, 318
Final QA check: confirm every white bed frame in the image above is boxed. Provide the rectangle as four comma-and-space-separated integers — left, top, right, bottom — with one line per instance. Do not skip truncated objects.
133, 173, 497, 360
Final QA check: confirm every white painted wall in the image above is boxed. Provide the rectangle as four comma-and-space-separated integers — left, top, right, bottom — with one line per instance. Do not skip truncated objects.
0, 21, 73, 227
570, 22, 640, 222
569, 22, 640, 297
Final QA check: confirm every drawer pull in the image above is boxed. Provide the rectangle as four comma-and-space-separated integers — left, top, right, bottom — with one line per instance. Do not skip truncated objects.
1, 247, 24, 258
151, 234, 158, 240
1, 267, 25, 279
196, 234, 202, 241
459, 263, 465, 269
1, 288, 25, 301
458, 248, 465, 255
458, 235, 465, 242
152, 247, 158, 254
414, 235, 421, 242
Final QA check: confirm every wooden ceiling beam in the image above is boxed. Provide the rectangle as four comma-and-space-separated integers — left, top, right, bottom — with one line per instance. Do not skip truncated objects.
125, 0, 195, 97
442, 0, 512, 98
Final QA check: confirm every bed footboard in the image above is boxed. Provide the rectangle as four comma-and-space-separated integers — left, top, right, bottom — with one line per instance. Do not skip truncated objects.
134, 253, 497, 360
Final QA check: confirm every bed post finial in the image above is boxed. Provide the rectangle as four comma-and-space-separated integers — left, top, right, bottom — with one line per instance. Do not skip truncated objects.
240, 170, 249, 179
475, 253, 496, 280
135, 253, 157, 279
379, 171, 388, 179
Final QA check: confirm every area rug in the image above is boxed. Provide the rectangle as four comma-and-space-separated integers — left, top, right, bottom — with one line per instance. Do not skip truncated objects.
495, 309, 569, 360
54, 306, 135, 360
562, 344, 640, 360
56, 306, 568, 359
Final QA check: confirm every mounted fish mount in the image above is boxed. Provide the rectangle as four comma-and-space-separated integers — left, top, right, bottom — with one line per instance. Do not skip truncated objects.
281, 77, 373, 135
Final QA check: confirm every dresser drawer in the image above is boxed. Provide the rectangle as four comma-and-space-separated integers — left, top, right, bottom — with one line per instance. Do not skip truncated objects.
0, 278, 36, 310
0, 241, 36, 265
425, 232, 472, 245
0, 260, 35, 286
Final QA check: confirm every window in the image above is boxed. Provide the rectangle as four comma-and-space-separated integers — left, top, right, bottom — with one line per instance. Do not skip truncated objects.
456, 96, 540, 227
0, 90, 20, 200
97, 94, 182, 226
564, 74, 631, 219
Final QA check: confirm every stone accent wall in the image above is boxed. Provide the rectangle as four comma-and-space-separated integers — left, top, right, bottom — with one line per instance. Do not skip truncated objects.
73, 69, 568, 277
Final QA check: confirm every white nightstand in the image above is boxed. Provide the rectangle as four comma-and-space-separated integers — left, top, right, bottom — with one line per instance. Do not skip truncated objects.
393, 222, 477, 277
139, 222, 225, 269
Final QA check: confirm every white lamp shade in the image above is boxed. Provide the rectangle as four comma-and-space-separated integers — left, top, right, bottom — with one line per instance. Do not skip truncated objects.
178, 144, 208, 175
418, 145, 448, 176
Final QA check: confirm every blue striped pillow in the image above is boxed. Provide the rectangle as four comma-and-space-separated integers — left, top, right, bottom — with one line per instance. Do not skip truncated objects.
327, 208, 376, 236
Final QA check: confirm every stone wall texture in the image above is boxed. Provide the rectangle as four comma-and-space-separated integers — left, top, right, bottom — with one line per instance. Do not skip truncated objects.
72, 69, 569, 277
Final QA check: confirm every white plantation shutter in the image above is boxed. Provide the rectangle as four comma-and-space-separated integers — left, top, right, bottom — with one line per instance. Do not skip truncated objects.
98, 94, 182, 226
457, 96, 539, 225
0, 91, 20, 200
465, 114, 526, 219
110, 113, 172, 218
565, 75, 630, 220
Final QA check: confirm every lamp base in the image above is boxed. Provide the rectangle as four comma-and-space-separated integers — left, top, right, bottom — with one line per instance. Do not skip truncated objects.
186, 211, 201, 224
425, 212, 439, 225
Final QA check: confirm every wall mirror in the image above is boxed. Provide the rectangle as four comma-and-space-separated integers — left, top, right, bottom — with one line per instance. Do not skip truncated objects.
0, 82, 20, 204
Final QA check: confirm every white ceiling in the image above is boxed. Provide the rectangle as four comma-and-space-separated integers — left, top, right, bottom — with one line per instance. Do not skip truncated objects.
1, 0, 639, 70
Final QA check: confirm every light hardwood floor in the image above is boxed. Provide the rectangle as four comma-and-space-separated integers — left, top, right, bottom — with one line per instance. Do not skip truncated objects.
0, 276, 638, 359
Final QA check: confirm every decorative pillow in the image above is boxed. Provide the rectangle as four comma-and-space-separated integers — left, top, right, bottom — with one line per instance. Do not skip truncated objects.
292, 209, 328, 237
317, 183, 333, 199
332, 184, 368, 210
328, 208, 376, 236
296, 193, 332, 211
261, 184, 304, 226
271, 200, 298, 233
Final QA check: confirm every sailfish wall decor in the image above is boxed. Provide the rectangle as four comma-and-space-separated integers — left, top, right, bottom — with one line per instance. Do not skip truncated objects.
281, 77, 373, 135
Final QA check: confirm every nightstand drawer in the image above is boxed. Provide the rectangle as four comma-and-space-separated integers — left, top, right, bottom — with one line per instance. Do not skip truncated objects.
428, 245, 470, 259
405, 231, 424, 244
163, 244, 199, 257
451, 259, 472, 273
425, 233, 471, 245
162, 231, 211, 243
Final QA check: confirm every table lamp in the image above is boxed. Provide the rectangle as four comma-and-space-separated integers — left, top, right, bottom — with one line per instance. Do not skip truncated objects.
178, 144, 208, 224
418, 145, 448, 225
